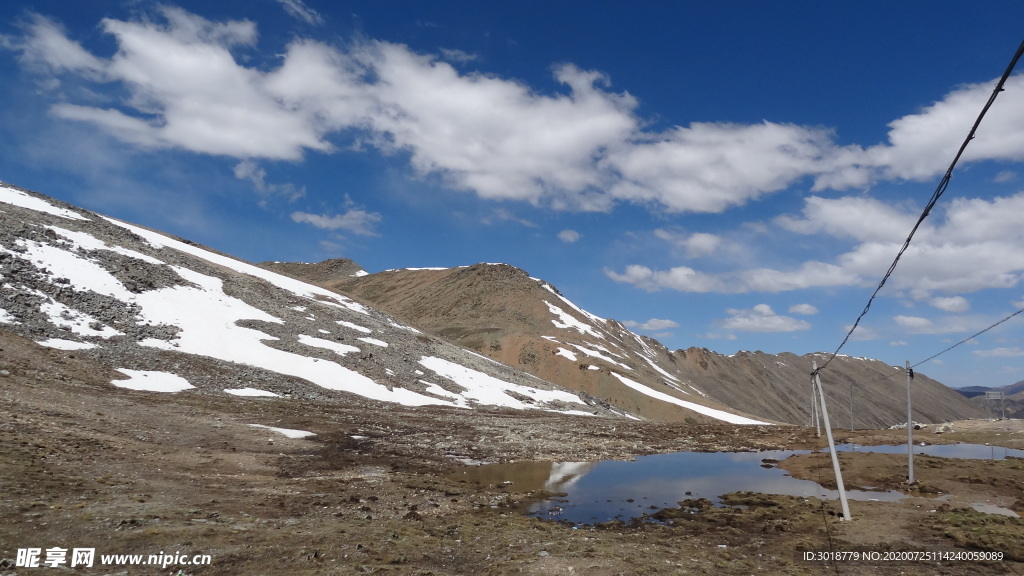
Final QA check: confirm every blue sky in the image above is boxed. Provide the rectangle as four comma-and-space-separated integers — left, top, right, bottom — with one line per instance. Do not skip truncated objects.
2, 1, 1024, 389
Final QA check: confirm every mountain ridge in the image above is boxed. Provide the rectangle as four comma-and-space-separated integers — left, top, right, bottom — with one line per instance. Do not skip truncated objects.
275, 261, 985, 427
0, 182, 985, 427
0, 184, 617, 420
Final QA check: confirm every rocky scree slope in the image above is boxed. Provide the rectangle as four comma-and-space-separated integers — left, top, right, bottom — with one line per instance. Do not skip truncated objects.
0, 183, 614, 418
672, 348, 984, 428
276, 262, 984, 427
265, 261, 769, 424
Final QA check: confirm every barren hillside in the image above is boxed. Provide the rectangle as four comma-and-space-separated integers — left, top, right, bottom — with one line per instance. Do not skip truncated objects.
271, 262, 985, 427
0, 184, 617, 420
265, 262, 766, 424
672, 347, 984, 428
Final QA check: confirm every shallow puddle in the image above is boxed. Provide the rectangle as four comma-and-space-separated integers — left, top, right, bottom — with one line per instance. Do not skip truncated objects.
451, 443, 1022, 525
453, 449, 900, 525
838, 442, 1024, 460
971, 503, 1019, 517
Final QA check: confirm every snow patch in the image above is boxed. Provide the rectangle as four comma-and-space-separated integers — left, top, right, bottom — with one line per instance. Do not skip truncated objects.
0, 307, 19, 324
639, 352, 683, 384
544, 300, 604, 339
102, 216, 371, 315
0, 186, 89, 221
112, 369, 195, 392
47, 225, 163, 264
127, 266, 446, 406
569, 343, 632, 370
248, 424, 316, 439
540, 282, 607, 324
7, 239, 135, 301
36, 338, 97, 350
555, 347, 577, 361
388, 319, 421, 333
358, 337, 389, 347
225, 387, 280, 397
608, 372, 769, 425
337, 320, 372, 333
419, 356, 586, 409
37, 296, 122, 339
298, 334, 360, 356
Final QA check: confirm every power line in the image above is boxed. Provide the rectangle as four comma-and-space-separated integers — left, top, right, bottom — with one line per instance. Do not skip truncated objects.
849, 304, 1024, 387
912, 306, 1024, 369
813, 38, 1024, 376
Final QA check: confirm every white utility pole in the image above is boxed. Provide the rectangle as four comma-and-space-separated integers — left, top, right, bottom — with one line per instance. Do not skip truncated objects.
811, 362, 851, 521
906, 361, 914, 484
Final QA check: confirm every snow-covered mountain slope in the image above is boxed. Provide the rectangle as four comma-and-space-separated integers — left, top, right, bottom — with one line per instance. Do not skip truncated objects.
298, 262, 984, 427
290, 262, 771, 424
0, 183, 607, 417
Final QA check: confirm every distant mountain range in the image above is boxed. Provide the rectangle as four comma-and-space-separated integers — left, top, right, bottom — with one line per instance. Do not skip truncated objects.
0, 182, 985, 428
955, 381, 1024, 419
955, 381, 1024, 399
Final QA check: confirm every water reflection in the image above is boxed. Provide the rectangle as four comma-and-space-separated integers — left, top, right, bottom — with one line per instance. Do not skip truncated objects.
449, 461, 596, 492
837, 443, 1024, 460
452, 443, 1022, 525
454, 449, 900, 525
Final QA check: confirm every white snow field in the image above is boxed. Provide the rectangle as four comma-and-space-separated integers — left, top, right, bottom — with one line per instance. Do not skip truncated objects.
111, 369, 196, 392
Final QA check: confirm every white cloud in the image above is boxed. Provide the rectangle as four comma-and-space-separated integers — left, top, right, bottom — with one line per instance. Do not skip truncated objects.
654, 228, 723, 257
558, 229, 580, 243
893, 314, 985, 335
789, 303, 818, 315
870, 76, 1024, 182
605, 264, 726, 293
276, 0, 324, 25
364, 53, 637, 209
700, 332, 738, 341
605, 122, 851, 213
483, 208, 536, 227
233, 160, 306, 202
291, 209, 382, 236
612, 191, 1024, 296
4, 14, 104, 79
929, 296, 969, 313
994, 170, 1017, 183
605, 261, 856, 294
974, 347, 1024, 358
439, 48, 477, 63
720, 304, 811, 333
889, 340, 908, 347
811, 76, 1024, 190
894, 315, 933, 331
846, 324, 880, 341
623, 318, 679, 331
12, 8, 1024, 216
775, 195, 913, 243
42, 8, 333, 160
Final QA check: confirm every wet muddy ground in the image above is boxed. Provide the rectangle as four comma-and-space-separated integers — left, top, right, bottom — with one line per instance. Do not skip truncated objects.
1, 330, 1022, 575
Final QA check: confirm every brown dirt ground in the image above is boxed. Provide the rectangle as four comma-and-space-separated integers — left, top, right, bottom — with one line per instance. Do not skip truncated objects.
1, 328, 1022, 575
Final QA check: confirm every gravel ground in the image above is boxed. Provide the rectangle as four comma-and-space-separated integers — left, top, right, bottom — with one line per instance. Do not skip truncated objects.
1, 328, 1022, 575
